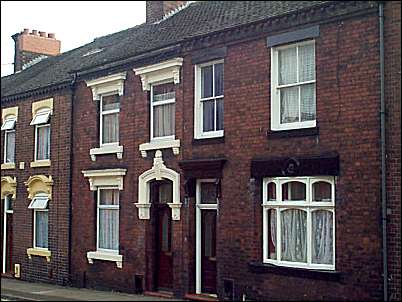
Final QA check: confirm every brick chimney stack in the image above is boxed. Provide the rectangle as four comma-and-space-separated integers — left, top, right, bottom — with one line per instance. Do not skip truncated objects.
12, 28, 61, 73
146, 1, 188, 23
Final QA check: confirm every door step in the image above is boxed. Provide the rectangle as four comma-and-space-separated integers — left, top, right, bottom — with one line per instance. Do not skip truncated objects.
185, 293, 218, 301
144, 290, 174, 299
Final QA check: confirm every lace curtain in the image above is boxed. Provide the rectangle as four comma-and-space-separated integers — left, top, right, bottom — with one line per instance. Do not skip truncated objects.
281, 209, 307, 262
35, 211, 48, 248
154, 103, 175, 137
37, 125, 50, 160
99, 190, 119, 251
6, 131, 15, 163
312, 210, 333, 264
102, 113, 119, 143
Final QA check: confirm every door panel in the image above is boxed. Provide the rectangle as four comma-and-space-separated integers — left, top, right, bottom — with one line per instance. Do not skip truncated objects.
156, 206, 173, 290
201, 210, 217, 294
6, 213, 13, 273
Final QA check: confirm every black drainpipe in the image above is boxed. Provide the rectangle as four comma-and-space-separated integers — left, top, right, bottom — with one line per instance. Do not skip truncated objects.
68, 72, 77, 285
379, 2, 388, 301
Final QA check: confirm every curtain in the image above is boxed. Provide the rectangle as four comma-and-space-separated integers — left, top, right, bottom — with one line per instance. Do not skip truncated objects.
102, 113, 119, 143
37, 126, 50, 160
216, 98, 224, 131
281, 209, 307, 262
279, 47, 297, 85
299, 44, 315, 82
153, 103, 175, 137
280, 87, 299, 123
6, 131, 15, 163
36, 211, 48, 248
99, 209, 119, 250
301, 84, 316, 122
203, 100, 215, 132
269, 209, 277, 259
312, 210, 333, 264
214, 63, 224, 96
201, 65, 213, 98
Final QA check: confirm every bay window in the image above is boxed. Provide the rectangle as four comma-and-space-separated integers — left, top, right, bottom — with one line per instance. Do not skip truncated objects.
195, 60, 224, 139
262, 176, 335, 270
271, 40, 316, 131
97, 188, 119, 252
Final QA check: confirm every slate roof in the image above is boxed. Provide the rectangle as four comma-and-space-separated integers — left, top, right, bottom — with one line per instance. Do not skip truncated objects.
1, 1, 332, 99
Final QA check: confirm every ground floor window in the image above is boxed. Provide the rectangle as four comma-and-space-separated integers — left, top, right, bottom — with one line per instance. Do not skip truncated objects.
262, 176, 335, 270
97, 188, 119, 252
28, 193, 49, 249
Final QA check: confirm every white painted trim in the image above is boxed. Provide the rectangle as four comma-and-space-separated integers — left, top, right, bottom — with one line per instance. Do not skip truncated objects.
133, 58, 183, 91
262, 176, 335, 270
89, 144, 123, 161
136, 150, 181, 220
82, 168, 126, 191
85, 72, 126, 100
194, 60, 225, 139
138, 139, 180, 158
270, 40, 316, 131
195, 179, 218, 294
87, 251, 123, 269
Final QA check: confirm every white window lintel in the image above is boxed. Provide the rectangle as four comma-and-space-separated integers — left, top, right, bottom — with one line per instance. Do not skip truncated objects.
85, 72, 127, 100
82, 168, 126, 191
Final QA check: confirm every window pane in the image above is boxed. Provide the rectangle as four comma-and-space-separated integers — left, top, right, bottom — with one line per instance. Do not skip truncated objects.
200, 182, 217, 204
6, 131, 15, 163
203, 210, 216, 257
31, 111, 50, 125
99, 209, 119, 250
313, 182, 332, 202
300, 84, 316, 122
203, 100, 215, 132
281, 209, 307, 262
159, 182, 173, 204
299, 44, 315, 82
161, 211, 170, 252
268, 209, 277, 259
280, 86, 299, 124
1, 119, 15, 131
153, 82, 175, 102
215, 63, 224, 96
216, 98, 224, 131
102, 112, 119, 143
100, 189, 119, 206
279, 47, 297, 85
6, 196, 13, 211
201, 65, 213, 98
153, 103, 175, 137
102, 94, 120, 111
312, 210, 333, 264
35, 211, 48, 248
36, 125, 50, 160
282, 182, 306, 201
267, 182, 276, 201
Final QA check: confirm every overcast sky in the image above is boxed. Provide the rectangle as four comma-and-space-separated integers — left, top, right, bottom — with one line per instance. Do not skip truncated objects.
1, 1, 146, 77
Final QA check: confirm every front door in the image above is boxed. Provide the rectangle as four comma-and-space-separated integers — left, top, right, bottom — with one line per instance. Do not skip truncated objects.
201, 210, 217, 294
3, 195, 13, 274
153, 181, 173, 291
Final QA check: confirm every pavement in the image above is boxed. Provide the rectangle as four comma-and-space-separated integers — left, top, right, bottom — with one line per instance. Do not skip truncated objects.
1, 278, 180, 301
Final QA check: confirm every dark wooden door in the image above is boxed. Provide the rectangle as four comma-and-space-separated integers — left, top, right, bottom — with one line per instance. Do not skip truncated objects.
6, 212, 13, 273
155, 205, 173, 290
201, 210, 217, 294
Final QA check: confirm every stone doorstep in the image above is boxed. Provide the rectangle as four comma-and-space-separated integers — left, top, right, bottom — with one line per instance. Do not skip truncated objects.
184, 293, 218, 301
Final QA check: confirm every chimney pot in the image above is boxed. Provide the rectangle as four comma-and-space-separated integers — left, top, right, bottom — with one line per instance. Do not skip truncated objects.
31, 29, 38, 35
23, 28, 29, 34
39, 31, 46, 37
48, 33, 55, 39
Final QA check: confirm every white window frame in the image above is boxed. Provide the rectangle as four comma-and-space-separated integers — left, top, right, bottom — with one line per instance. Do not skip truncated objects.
96, 187, 120, 254
195, 179, 218, 294
150, 80, 176, 142
34, 123, 51, 161
33, 194, 49, 251
4, 129, 15, 164
262, 176, 335, 270
271, 40, 316, 131
99, 92, 120, 147
194, 60, 224, 139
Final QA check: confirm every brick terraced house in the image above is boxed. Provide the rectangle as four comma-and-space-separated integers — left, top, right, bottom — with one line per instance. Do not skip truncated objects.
1, 1, 400, 301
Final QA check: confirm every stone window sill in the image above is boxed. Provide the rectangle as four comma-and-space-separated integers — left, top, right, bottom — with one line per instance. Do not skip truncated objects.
1, 163, 15, 170
27, 248, 51, 262
139, 139, 180, 158
267, 126, 319, 139
248, 261, 341, 281
90, 144, 123, 161
30, 160, 51, 168
87, 251, 123, 268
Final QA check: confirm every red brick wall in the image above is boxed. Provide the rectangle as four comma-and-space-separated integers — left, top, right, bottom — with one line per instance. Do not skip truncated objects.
384, 1, 401, 301
1, 90, 72, 285
69, 9, 388, 300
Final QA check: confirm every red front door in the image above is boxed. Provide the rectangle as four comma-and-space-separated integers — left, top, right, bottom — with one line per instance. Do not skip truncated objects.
201, 210, 217, 294
155, 205, 173, 290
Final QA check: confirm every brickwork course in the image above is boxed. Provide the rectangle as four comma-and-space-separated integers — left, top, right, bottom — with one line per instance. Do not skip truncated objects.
1, 1, 400, 301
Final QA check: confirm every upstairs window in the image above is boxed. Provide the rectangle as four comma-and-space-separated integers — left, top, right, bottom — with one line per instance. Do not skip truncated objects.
195, 60, 224, 139
151, 82, 175, 140
100, 94, 120, 145
1, 116, 16, 164
31, 109, 51, 161
271, 41, 316, 131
